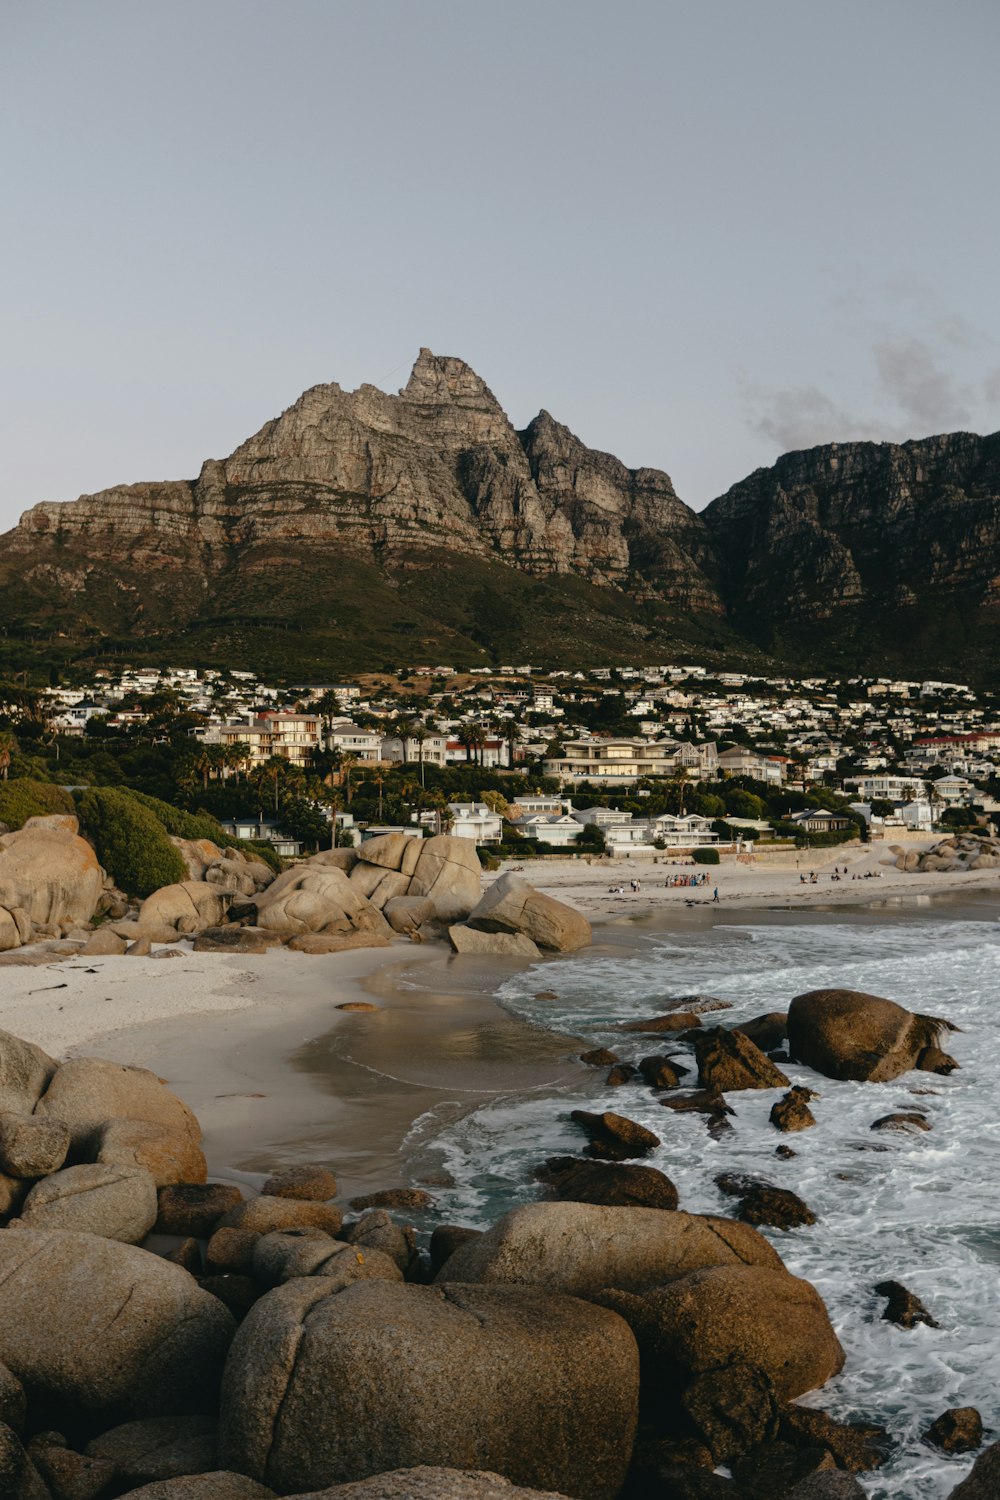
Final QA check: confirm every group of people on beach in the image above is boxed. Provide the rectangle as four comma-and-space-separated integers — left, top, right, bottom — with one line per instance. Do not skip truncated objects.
799, 866, 883, 884
665, 872, 712, 889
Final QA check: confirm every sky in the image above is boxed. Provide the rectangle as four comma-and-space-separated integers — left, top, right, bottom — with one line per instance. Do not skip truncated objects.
2, 0, 999, 531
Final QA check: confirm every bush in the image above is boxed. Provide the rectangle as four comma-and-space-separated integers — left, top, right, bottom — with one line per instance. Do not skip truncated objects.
0, 779, 75, 830
128, 790, 282, 871
477, 847, 501, 871
692, 847, 720, 864
76, 787, 187, 899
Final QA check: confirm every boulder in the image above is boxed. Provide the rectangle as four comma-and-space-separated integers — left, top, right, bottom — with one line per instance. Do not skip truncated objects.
95, 1119, 208, 1186
784, 1478, 867, 1499
157, 1184, 245, 1237
255, 866, 391, 940
114, 1477, 274, 1500
206, 1227, 260, 1275
609, 1263, 844, 1406
192, 928, 281, 955
569, 1109, 660, 1160
0, 1032, 57, 1115
466, 873, 589, 952
407, 835, 483, 921
219, 1278, 638, 1499
20, 1162, 159, 1242
535, 1157, 679, 1211
638, 1054, 686, 1089
0, 1229, 234, 1416
0, 908, 25, 953
695, 1029, 790, 1091
732, 1012, 789, 1051
343, 1209, 414, 1273
171, 839, 226, 881
286, 932, 391, 954
81, 926, 129, 956
429, 1225, 482, 1275
0, 1111, 69, 1178
251, 1230, 403, 1288
308, 848, 358, 873
219, 1194, 342, 1237
874, 1278, 939, 1328
0, 821, 104, 928
353, 834, 413, 871
262, 1165, 338, 1201
383, 895, 436, 934
779, 1407, 891, 1472
787, 988, 957, 1083
34, 1057, 201, 1154
292, 1470, 577, 1498
448, 925, 541, 958
349, 1187, 434, 1212
436, 1202, 783, 1296
770, 1087, 817, 1133
85, 1414, 219, 1486
715, 1174, 817, 1231
138, 883, 230, 936
925, 1407, 983, 1454
945, 1440, 1000, 1497
0, 1423, 49, 1500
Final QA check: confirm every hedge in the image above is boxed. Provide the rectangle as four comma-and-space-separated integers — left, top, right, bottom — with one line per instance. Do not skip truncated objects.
127, 790, 282, 871
0, 779, 75, 830
76, 787, 187, 899
692, 847, 720, 864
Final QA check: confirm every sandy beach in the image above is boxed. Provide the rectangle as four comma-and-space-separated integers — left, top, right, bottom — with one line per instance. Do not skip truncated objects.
0, 842, 995, 1201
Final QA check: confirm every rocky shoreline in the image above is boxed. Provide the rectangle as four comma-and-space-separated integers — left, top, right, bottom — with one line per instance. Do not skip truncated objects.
0, 966, 995, 1498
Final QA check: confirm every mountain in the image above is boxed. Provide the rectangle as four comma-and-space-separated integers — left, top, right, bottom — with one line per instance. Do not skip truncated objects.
1, 350, 998, 681
703, 432, 1000, 680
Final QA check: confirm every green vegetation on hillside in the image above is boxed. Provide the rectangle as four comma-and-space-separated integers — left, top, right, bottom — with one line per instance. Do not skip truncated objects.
0, 779, 75, 829
76, 787, 187, 898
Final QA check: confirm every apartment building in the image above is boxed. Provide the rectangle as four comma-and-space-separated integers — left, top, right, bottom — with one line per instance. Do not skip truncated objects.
217, 711, 321, 769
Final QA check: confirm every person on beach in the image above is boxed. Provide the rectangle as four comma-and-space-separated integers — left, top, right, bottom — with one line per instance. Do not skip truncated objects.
712, 886, 719, 902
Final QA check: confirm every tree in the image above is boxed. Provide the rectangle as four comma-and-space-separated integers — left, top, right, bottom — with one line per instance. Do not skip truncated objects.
408, 720, 429, 787
0, 731, 16, 781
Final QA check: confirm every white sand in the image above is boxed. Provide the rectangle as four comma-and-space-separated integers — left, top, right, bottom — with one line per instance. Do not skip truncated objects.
0, 945, 409, 1059
495, 839, 1000, 920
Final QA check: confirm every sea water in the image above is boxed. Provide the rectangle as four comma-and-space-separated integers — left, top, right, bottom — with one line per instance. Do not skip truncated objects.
407, 907, 1000, 1498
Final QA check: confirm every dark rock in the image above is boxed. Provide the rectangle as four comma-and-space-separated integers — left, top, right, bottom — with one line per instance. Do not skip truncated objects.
536, 1157, 679, 1210
715, 1175, 817, 1231
261, 1165, 338, 1202
28, 1437, 116, 1499
192, 927, 278, 954
870, 1111, 931, 1133
84, 1413, 218, 1485
628, 1455, 745, 1497
660, 1089, 734, 1117
787, 988, 957, 1083
695, 1029, 790, 1092
199, 1275, 260, 1321
783, 1475, 867, 1498
156, 1184, 244, 1238
621, 1013, 704, 1034
780, 1406, 892, 1471
428, 1224, 481, 1275
570, 1109, 661, 1160
874, 1279, 939, 1329
731, 1440, 836, 1497
732, 1013, 789, 1052
916, 1044, 960, 1075
607, 1064, 639, 1087
580, 1048, 620, 1067
682, 1363, 781, 1463
944, 1438, 1000, 1496
349, 1188, 434, 1212
639, 1055, 685, 1090
205, 1227, 259, 1275
163, 1238, 203, 1275
775, 1145, 798, 1159
925, 1407, 983, 1454
770, 1087, 817, 1133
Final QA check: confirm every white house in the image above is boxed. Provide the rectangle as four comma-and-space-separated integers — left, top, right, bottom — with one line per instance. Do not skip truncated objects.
510, 814, 583, 847
447, 802, 503, 845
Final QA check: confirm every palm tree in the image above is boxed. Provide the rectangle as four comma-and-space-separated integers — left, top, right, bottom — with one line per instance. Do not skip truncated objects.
408, 720, 428, 787
502, 718, 521, 771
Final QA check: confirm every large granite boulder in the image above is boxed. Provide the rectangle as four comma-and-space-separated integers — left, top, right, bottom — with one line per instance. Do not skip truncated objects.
220, 1279, 638, 1499
0, 907, 27, 952
95, 1118, 209, 1186
383, 895, 436, 934
138, 882, 230, 936
254, 866, 391, 940
19, 1162, 159, 1242
406, 835, 483, 921
292, 1470, 576, 1498
0, 1229, 234, 1416
946, 1441, 1000, 1498
787, 989, 957, 1082
0, 1112, 69, 1178
34, 1057, 201, 1153
114, 1478, 274, 1500
0, 819, 104, 928
448, 925, 540, 958
466, 874, 590, 953
436, 1202, 782, 1296
0, 1031, 57, 1115
250, 1230, 403, 1288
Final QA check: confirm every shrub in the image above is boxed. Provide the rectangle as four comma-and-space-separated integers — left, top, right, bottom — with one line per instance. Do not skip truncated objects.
692, 847, 720, 865
128, 790, 282, 871
76, 787, 187, 899
0, 779, 75, 830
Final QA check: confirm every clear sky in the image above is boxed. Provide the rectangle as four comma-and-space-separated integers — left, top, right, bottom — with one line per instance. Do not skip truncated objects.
2, 0, 998, 530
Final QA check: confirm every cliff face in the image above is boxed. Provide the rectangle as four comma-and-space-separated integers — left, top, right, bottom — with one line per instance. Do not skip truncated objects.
7, 350, 721, 624
703, 432, 1000, 628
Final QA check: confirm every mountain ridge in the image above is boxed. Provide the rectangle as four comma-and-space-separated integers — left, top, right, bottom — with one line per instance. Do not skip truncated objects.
2, 350, 999, 682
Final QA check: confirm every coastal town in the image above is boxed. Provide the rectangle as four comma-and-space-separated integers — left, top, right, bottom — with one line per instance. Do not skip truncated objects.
14, 659, 1000, 859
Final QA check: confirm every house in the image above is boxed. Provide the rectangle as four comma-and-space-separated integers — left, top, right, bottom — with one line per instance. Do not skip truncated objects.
509, 814, 584, 848
931, 775, 974, 804
325, 721, 382, 762
216, 712, 320, 769
787, 809, 853, 834
716, 748, 786, 785
543, 739, 683, 784
217, 818, 303, 858
380, 733, 449, 768
510, 795, 571, 817
447, 802, 503, 845
647, 813, 719, 848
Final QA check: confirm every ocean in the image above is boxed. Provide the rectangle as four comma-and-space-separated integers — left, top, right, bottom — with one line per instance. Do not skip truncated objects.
405, 902, 1000, 1498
